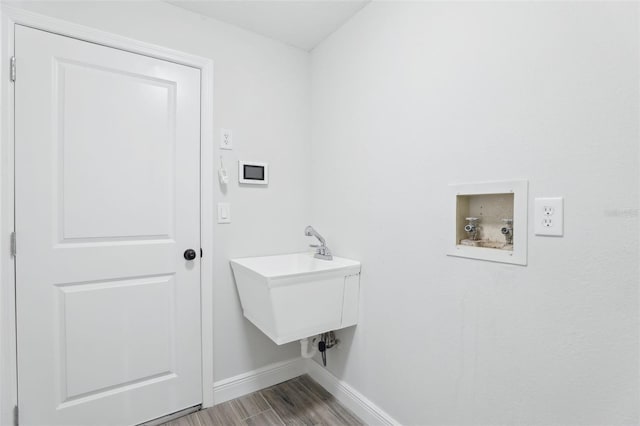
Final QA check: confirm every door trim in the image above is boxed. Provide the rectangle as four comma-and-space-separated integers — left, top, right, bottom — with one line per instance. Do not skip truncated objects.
0, 6, 215, 424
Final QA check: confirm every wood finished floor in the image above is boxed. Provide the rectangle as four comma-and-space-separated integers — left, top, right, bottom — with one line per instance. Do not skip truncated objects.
161, 375, 363, 426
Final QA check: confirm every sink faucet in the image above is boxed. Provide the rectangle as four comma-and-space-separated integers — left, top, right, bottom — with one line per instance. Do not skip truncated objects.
304, 226, 333, 260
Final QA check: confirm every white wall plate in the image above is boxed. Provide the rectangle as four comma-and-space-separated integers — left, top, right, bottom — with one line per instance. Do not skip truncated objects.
220, 128, 233, 150
534, 197, 564, 236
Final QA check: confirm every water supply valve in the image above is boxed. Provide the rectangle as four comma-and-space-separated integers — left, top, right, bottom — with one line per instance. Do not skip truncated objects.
464, 217, 480, 240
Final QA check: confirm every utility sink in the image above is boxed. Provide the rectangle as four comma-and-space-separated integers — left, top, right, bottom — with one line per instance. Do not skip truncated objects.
230, 253, 361, 345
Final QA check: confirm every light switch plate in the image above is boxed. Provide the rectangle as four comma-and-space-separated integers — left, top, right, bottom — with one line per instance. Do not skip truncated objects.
217, 202, 231, 224
534, 197, 563, 236
220, 129, 233, 150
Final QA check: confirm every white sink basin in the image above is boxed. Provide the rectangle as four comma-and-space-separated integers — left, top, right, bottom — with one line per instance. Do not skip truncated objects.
230, 253, 361, 345
231, 252, 360, 281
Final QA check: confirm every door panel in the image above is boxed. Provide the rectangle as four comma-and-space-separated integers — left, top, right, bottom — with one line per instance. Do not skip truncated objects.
59, 60, 176, 241
15, 25, 202, 426
60, 275, 175, 400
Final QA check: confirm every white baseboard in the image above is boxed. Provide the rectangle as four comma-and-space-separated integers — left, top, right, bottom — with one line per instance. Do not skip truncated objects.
213, 357, 306, 404
212, 357, 399, 425
305, 359, 399, 426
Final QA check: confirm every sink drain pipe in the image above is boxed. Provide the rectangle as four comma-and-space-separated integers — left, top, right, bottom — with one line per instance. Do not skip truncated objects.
300, 337, 317, 359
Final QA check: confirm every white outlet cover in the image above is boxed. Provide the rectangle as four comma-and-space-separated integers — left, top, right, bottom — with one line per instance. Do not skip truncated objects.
220, 128, 233, 150
534, 197, 563, 236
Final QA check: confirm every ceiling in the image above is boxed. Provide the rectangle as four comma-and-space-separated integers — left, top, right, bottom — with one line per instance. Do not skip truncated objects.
168, 1, 369, 51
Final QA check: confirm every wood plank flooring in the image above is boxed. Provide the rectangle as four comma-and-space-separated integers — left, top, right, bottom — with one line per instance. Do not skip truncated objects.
161, 375, 363, 426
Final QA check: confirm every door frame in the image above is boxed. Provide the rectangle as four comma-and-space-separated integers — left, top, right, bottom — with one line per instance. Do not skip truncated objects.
0, 6, 215, 425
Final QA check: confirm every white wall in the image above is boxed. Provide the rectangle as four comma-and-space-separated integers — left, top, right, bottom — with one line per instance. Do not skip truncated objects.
2, 2, 638, 425
311, 2, 639, 425
4, 0, 311, 382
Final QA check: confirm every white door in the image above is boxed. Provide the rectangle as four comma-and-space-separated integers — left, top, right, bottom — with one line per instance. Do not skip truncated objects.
15, 25, 202, 426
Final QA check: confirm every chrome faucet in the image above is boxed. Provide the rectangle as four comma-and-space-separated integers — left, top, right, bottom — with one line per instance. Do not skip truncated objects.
464, 217, 480, 240
304, 225, 333, 260
501, 219, 513, 245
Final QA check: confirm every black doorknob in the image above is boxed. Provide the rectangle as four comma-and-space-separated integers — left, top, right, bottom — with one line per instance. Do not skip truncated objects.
184, 249, 197, 261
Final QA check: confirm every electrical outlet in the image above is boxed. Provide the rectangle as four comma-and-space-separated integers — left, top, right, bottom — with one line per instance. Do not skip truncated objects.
220, 128, 233, 150
535, 197, 563, 236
